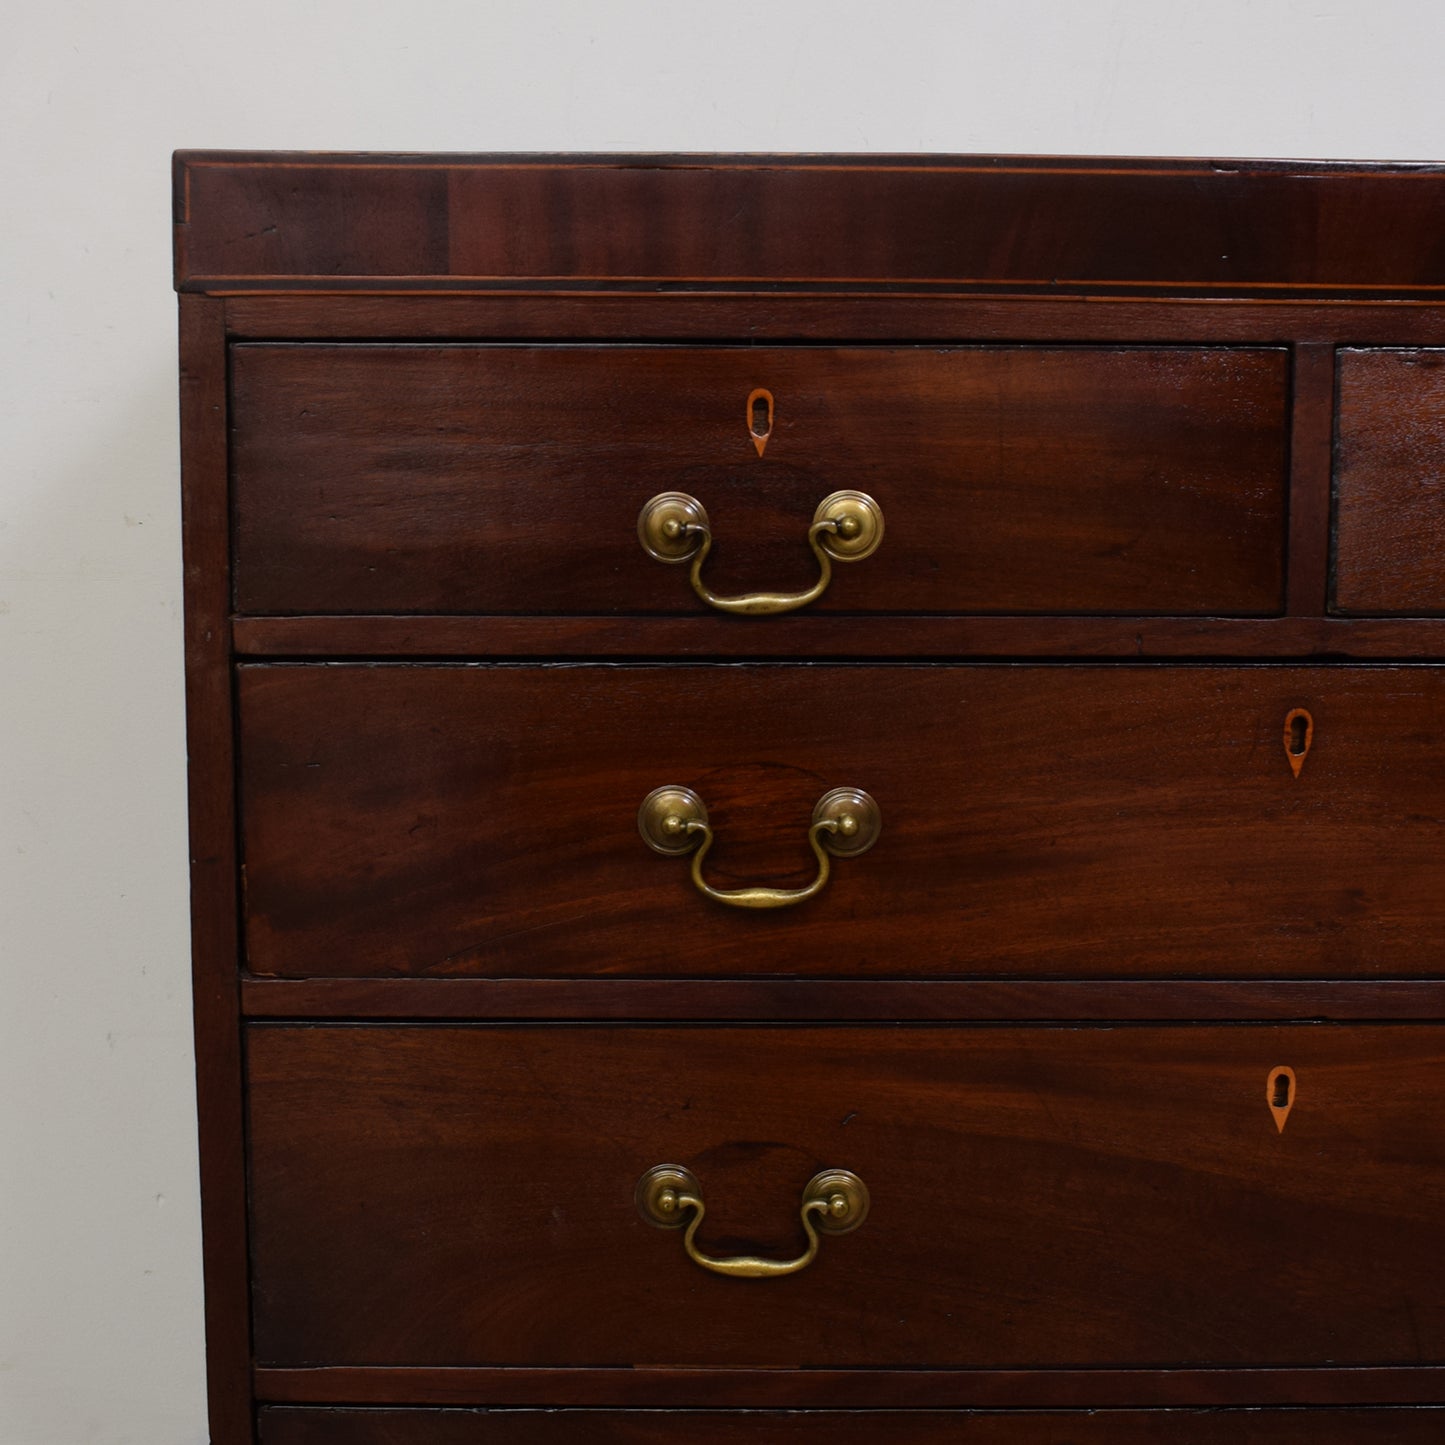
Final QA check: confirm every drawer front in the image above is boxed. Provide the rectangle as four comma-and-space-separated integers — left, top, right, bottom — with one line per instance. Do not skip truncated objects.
256, 1408, 1445, 1444
230, 345, 1287, 617
240, 664, 1445, 980
1335, 349, 1445, 614
248, 1024, 1445, 1369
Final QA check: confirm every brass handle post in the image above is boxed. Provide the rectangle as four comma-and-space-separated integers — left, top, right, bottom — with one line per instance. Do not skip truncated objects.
636, 1165, 869, 1279
638, 785, 880, 910
637, 490, 883, 615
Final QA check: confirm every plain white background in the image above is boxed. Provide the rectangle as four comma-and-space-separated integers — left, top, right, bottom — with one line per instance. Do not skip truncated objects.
3, 2, 1444, 1440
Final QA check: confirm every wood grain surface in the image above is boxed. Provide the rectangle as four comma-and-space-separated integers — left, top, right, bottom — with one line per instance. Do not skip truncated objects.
239, 663, 1445, 980
178, 295, 252, 1445
247, 1023, 1445, 1370
1335, 349, 1445, 614
179, 156, 1445, 1430
228, 614, 1445, 660
256, 1406, 1445, 1444
249, 1366, 1445, 1410
235, 976, 1445, 1022
173, 153, 1445, 296
229, 344, 1287, 618
220, 293, 1445, 346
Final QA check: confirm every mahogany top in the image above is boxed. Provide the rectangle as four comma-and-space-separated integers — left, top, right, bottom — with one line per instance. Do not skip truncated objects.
172, 151, 1445, 297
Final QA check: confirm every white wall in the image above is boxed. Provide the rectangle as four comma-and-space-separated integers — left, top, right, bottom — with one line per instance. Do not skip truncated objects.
2, 3, 1443, 1441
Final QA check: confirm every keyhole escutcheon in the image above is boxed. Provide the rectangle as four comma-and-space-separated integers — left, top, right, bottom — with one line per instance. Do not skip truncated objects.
1283, 708, 1313, 778
747, 388, 774, 457
1267, 1066, 1296, 1133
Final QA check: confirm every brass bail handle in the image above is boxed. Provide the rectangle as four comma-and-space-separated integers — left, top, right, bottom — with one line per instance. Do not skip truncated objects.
638, 785, 881, 910
637, 490, 884, 615
636, 1165, 869, 1279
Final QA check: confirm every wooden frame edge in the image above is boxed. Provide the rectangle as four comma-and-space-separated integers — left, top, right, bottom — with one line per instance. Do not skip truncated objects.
180, 293, 252, 1445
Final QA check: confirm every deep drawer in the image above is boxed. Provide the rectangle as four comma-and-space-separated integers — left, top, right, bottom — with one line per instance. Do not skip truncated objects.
248, 1024, 1445, 1370
239, 663, 1445, 980
256, 1408, 1445, 1444
230, 345, 1288, 617
1335, 349, 1445, 614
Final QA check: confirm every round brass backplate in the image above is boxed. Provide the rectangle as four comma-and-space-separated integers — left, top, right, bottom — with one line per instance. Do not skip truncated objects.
638, 785, 708, 855
803, 1169, 870, 1234
812, 786, 881, 858
814, 490, 884, 561
636, 1164, 699, 1228
638, 491, 709, 563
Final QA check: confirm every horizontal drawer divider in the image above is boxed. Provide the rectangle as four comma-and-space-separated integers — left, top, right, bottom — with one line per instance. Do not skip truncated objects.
252, 1365, 1445, 1410
230, 615, 1445, 659
219, 292, 1445, 344
239, 978, 1445, 1021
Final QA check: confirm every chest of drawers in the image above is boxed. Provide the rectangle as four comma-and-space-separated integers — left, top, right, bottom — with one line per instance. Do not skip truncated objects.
176, 153, 1445, 1445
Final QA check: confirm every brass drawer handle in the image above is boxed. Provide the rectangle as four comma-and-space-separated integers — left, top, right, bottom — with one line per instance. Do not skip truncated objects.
637, 490, 884, 615
638, 785, 880, 909
636, 1164, 869, 1278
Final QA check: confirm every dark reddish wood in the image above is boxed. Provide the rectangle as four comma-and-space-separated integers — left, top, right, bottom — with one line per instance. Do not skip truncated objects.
238, 977, 1445, 1021
178, 295, 251, 1445
248, 1024, 1445, 1370
221, 293, 1445, 345
1287, 345, 1334, 614
230, 613, 1445, 658
175, 154, 1445, 296
257, 1405, 1445, 1443
255, 1368, 1445, 1409
230, 344, 1287, 618
1334, 349, 1445, 613
238, 664, 1445, 981
181, 157, 1445, 1428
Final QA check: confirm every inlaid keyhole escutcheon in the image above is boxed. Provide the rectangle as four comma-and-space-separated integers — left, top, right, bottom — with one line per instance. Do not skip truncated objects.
1283, 708, 1313, 778
1268, 1066, 1296, 1133
747, 387, 774, 456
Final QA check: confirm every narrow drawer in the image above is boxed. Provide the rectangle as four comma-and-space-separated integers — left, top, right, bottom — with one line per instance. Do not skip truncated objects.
257, 1408, 1445, 1444
240, 663, 1445, 980
1335, 348, 1445, 614
230, 345, 1288, 617
248, 1024, 1445, 1369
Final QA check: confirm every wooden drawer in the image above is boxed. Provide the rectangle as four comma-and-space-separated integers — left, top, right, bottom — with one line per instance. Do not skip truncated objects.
256, 1407, 1445, 1444
248, 1024, 1445, 1370
230, 345, 1288, 617
1335, 349, 1445, 614
239, 663, 1445, 980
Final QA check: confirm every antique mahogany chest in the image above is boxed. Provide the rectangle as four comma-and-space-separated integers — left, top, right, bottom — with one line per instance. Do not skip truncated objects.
175, 153, 1445, 1443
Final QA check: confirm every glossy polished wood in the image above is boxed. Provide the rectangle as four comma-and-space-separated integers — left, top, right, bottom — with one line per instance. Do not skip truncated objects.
253, 1366, 1445, 1409
229, 613, 1445, 658
239, 664, 1445, 980
179, 155, 1445, 1437
222, 292, 1445, 345
230, 344, 1287, 617
237, 977, 1445, 1021
256, 1407, 1445, 1444
248, 1024, 1445, 1370
1286, 344, 1334, 615
248, 1023, 1445, 1369
178, 295, 251, 1445
1335, 349, 1445, 614
174, 153, 1445, 296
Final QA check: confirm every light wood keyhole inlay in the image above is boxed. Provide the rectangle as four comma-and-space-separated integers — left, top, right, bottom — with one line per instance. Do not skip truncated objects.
1267, 1066, 1296, 1133
747, 387, 774, 457
1283, 708, 1314, 778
